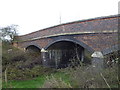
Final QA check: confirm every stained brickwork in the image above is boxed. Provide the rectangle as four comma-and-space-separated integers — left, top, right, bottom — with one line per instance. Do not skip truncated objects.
14, 15, 119, 55
74, 33, 118, 51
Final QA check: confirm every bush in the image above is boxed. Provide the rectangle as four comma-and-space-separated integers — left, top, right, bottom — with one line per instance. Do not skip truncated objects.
2, 50, 29, 72
60, 65, 118, 88
2, 65, 56, 81
2, 42, 55, 81
2, 42, 27, 66
42, 74, 72, 88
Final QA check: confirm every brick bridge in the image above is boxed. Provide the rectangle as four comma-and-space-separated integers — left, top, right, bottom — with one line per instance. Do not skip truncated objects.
13, 15, 119, 68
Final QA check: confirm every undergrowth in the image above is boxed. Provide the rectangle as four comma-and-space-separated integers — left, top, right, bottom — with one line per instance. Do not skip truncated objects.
2, 42, 119, 88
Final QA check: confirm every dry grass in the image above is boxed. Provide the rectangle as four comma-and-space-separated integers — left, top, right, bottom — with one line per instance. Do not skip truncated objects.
42, 74, 72, 88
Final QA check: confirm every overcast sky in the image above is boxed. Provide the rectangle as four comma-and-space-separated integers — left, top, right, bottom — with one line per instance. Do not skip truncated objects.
0, 0, 119, 35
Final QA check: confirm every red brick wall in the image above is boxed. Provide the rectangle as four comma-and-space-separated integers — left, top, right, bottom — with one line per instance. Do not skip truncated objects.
18, 15, 118, 41
15, 15, 119, 54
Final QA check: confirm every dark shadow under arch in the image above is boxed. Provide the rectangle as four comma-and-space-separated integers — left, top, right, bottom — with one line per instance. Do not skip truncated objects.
25, 45, 42, 66
26, 45, 41, 53
45, 39, 93, 68
45, 39, 94, 53
25, 43, 41, 50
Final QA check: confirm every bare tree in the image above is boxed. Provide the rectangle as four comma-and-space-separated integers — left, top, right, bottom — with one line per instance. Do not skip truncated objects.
0, 24, 18, 42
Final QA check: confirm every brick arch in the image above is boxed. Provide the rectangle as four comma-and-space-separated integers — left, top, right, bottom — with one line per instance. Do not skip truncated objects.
25, 44, 41, 50
44, 38, 94, 53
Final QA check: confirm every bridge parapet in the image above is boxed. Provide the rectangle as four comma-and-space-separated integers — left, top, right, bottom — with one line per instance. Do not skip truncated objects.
18, 15, 119, 41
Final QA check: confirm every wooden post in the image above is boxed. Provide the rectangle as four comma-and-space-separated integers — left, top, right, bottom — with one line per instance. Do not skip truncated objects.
5, 68, 8, 86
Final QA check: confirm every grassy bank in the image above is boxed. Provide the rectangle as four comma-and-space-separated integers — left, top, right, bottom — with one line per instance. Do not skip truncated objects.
2, 71, 70, 88
2, 65, 119, 88
3, 75, 46, 88
2, 42, 119, 88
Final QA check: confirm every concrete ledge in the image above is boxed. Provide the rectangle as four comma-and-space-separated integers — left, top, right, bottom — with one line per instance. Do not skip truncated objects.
15, 30, 117, 42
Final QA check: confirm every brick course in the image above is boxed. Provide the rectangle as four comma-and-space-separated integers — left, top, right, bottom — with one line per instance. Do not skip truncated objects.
14, 15, 119, 55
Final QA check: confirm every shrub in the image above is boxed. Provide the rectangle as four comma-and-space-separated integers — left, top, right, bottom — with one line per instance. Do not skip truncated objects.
42, 74, 72, 88
2, 42, 28, 67
2, 65, 56, 81
2, 42, 55, 81
60, 65, 118, 88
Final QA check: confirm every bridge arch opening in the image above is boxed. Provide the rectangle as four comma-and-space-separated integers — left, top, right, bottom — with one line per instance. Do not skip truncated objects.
46, 40, 87, 68
26, 45, 41, 57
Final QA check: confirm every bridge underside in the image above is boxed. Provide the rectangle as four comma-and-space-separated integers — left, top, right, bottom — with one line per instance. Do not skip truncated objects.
46, 41, 85, 68
25, 41, 92, 68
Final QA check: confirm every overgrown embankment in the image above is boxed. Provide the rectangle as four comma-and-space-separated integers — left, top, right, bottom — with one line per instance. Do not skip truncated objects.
2, 42, 119, 88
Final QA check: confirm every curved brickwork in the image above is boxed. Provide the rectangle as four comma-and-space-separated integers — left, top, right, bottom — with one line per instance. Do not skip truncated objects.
13, 15, 119, 55
15, 32, 118, 55
18, 15, 118, 41
74, 33, 118, 52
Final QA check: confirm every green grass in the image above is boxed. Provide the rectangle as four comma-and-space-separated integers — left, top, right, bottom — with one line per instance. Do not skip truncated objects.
2, 71, 70, 88
2, 75, 46, 88
2, 67, 118, 88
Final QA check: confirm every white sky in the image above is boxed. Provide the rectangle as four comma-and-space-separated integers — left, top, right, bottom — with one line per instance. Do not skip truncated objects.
0, 0, 119, 35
